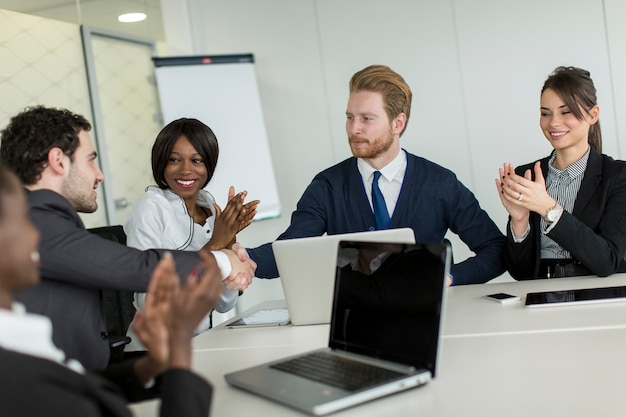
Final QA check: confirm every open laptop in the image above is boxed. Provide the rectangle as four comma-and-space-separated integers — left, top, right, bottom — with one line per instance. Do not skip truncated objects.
272, 228, 415, 325
225, 240, 451, 415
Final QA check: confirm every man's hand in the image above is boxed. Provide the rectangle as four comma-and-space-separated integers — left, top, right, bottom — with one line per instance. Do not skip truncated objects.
221, 247, 256, 291
232, 242, 251, 262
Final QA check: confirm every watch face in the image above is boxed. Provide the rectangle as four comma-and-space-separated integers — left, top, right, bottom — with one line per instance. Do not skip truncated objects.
547, 207, 559, 222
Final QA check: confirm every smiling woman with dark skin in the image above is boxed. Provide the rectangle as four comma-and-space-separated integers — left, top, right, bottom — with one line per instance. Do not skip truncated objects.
496, 66, 626, 279
0, 165, 223, 416
125, 118, 260, 341
127, 118, 260, 252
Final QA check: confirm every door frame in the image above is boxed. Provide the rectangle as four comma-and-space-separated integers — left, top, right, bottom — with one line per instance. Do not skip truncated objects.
80, 25, 157, 225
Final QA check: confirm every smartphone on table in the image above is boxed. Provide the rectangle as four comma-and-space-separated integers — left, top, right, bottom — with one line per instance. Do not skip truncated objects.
483, 292, 521, 304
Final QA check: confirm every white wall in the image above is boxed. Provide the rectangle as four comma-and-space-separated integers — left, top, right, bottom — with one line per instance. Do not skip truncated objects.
606, 0, 626, 158
455, 0, 618, 227
161, 0, 626, 305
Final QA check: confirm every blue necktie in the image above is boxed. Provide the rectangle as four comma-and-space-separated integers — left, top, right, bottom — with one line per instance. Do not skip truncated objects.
372, 171, 390, 230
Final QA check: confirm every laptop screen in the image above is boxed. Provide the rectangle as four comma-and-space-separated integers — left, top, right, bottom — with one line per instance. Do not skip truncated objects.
328, 241, 450, 377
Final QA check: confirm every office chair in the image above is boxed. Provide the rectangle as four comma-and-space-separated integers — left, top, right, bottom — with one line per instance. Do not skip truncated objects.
87, 225, 136, 364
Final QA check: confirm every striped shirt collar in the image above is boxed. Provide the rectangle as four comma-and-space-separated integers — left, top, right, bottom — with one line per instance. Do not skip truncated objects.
547, 146, 590, 180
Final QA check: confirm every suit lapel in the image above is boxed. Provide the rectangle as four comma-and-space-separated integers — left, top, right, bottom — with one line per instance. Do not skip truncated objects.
391, 150, 413, 228
539, 149, 602, 217
572, 148, 602, 216
348, 158, 377, 228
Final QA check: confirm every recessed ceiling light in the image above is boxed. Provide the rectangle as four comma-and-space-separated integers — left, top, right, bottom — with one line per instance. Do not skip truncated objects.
118, 12, 147, 23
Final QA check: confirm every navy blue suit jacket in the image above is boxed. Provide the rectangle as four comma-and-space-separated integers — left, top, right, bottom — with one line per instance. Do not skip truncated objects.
248, 151, 505, 285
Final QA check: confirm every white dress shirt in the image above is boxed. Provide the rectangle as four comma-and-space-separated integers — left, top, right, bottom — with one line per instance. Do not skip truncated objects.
0, 302, 85, 373
357, 150, 407, 219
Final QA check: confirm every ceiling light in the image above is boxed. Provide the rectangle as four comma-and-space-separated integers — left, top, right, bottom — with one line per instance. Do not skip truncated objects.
118, 12, 147, 23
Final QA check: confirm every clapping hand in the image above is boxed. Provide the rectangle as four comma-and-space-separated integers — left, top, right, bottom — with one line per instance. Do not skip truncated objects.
496, 161, 556, 236
132, 251, 223, 380
208, 186, 260, 250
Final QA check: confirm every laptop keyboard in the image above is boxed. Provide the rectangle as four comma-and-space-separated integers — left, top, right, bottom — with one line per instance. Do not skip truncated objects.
270, 351, 405, 391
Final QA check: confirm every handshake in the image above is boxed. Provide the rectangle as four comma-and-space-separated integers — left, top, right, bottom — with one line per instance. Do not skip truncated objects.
213, 242, 257, 292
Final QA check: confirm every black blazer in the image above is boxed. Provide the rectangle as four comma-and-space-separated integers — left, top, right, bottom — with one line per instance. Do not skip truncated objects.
505, 147, 626, 279
0, 348, 212, 417
16, 189, 202, 369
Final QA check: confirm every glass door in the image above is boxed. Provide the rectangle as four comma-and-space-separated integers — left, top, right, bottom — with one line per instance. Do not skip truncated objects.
82, 26, 161, 225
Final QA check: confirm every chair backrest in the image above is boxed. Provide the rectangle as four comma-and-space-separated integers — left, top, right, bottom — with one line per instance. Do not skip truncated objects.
88, 225, 127, 245
87, 225, 136, 363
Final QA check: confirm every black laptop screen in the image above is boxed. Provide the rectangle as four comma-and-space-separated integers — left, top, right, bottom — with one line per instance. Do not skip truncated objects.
328, 241, 450, 377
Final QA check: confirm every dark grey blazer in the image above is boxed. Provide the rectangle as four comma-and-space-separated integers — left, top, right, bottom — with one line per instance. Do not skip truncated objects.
0, 348, 212, 417
505, 147, 626, 279
15, 189, 202, 370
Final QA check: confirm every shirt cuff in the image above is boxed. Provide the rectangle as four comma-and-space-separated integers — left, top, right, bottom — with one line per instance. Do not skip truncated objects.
511, 223, 530, 243
211, 250, 232, 280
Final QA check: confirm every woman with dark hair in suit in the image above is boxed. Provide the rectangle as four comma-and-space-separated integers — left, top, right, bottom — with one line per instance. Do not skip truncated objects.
0, 166, 220, 417
496, 66, 626, 279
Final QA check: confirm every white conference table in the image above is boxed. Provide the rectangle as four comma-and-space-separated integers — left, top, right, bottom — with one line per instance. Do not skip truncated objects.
131, 274, 626, 416
191, 274, 626, 351
191, 300, 329, 352
443, 274, 626, 337
132, 327, 626, 417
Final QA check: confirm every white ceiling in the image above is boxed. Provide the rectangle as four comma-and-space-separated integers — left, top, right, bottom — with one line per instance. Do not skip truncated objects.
0, 0, 164, 40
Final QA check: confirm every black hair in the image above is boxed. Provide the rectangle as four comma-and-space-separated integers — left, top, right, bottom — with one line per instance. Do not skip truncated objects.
151, 118, 219, 189
0, 106, 91, 185
542, 66, 601, 153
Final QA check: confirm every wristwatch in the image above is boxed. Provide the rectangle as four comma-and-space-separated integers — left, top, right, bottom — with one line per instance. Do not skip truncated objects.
544, 203, 563, 225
